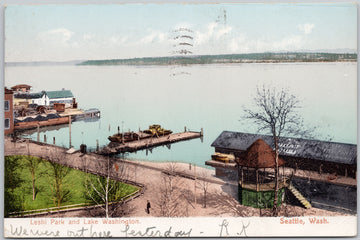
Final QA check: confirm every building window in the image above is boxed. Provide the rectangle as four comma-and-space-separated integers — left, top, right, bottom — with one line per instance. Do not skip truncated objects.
5, 100, 9, 111
5, 118, 10, 129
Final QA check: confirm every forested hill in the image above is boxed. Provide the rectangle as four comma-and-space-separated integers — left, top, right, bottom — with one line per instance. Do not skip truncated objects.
79, 52, 357, 66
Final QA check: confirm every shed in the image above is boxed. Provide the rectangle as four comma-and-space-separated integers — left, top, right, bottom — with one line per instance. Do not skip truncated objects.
54, 103, 66, 112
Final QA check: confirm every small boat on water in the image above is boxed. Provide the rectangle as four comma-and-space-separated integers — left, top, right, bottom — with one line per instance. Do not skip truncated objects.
211, 152, 236, 163
108, 124, 173, 143
143, 124, 173, 136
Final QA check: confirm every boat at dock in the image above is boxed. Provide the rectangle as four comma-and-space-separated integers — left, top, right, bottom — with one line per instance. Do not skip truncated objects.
108, 124, 173, 143
108, 131, 152, 143
143, 124, 173, 136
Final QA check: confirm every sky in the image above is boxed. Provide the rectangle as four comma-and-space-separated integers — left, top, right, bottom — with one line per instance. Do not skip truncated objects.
5, 3, 357, 62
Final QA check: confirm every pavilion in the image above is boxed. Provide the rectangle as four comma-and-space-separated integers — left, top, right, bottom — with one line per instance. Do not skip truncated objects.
237, 139, 287, 209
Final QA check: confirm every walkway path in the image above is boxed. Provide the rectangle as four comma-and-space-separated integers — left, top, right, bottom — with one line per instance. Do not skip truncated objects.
4, 137, 347, 217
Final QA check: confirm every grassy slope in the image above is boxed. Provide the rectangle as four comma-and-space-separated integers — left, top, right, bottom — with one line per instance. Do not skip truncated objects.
5, 156, 139, 212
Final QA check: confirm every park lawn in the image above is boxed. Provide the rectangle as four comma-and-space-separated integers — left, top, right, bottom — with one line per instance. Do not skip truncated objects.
5, 155, 139, 213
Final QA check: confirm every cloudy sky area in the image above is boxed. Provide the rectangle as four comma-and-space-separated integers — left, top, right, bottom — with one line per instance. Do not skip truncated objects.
5, 3, 357, 62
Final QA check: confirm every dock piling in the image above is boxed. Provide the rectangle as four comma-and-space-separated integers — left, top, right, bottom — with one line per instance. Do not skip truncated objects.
53, 137, 56, 145
96, 140, 99, 151
44, 135, 47, 143
194, 163, 197, 208
37, 125, 40, 141
69, 116, 72, 148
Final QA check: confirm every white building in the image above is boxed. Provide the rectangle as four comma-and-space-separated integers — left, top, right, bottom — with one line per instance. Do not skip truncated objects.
31, 91, 49, 106
46, 89, 74, 106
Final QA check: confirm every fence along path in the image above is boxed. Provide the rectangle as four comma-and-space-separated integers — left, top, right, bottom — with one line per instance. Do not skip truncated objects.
4, 137, 226, 185
5, 136, 234, 217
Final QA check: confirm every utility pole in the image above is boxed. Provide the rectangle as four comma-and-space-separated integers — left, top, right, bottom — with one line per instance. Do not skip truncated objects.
194, 163, 197, 207
69, 116, 72, 148
122, 121, 124, 144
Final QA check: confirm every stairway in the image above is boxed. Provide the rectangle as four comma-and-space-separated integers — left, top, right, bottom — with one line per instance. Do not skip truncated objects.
287, 183, 312, 209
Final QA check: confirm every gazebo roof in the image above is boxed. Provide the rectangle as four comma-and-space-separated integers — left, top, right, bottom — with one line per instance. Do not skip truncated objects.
236, 139, 286, 168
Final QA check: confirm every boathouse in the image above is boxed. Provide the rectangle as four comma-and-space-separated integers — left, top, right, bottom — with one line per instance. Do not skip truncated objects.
4, 88, 14, 135
206, 131, 357, 212
207, 131, 356, 178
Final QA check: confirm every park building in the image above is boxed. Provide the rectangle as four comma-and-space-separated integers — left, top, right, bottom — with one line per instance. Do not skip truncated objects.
206, 131, 357, 213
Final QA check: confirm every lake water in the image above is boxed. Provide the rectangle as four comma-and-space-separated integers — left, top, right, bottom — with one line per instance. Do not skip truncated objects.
5, 62, 357, 167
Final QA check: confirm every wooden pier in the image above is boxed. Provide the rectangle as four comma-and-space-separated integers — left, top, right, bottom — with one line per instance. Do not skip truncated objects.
99, 131, 203, 155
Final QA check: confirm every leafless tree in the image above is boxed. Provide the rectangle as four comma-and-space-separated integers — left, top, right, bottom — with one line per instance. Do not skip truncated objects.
196, 169, 212, 208
40, 147, 72, 209
84, 155, 130, 218
157, 175, 187, 217
206, 190, 249, 216
23, 140, 41, 201
24, 156, 41, 201
156, 162, 190, 217
243, 85, 312, 216
46, 160, 71, 208
164, 161, 179, 198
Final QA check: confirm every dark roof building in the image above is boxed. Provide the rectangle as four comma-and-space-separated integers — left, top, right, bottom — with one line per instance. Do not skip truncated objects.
211, 131, 356, 165
14, 91, 46, 99
208, 131, 357, 213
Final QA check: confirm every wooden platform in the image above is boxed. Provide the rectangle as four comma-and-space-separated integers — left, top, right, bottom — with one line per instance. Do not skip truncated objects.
99, 131, 203, 155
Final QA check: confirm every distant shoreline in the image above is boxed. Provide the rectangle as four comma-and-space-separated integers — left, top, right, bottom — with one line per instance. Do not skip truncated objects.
6, 52, 357, 67
79, 52, 357, 66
